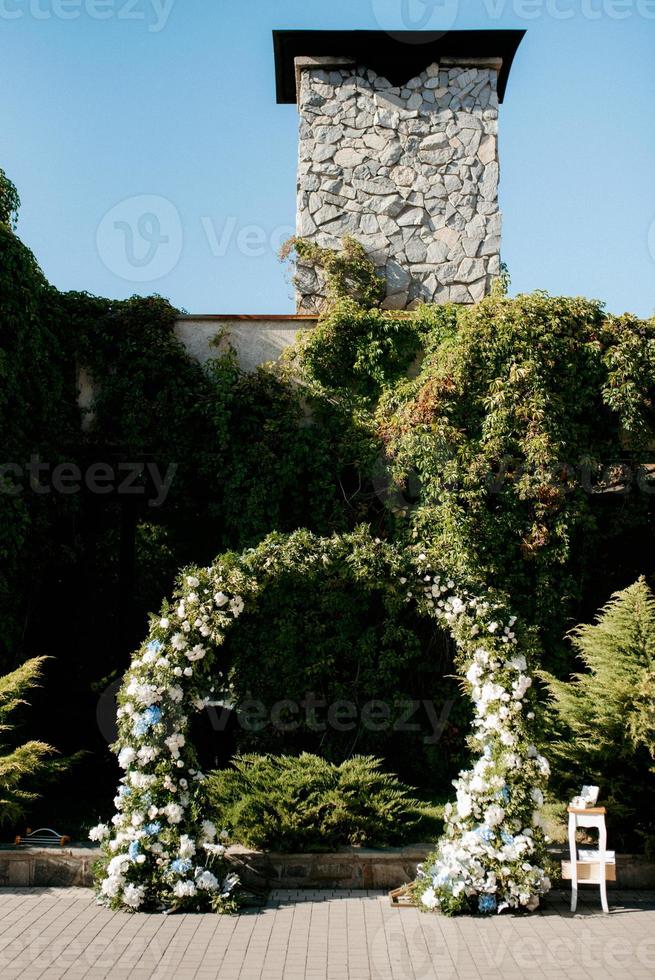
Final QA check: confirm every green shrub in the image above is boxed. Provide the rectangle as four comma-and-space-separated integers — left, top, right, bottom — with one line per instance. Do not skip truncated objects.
0, 658, 63, 825
206, 754, 441, 852
215, 552, 469, 793
541, 577, 655, 851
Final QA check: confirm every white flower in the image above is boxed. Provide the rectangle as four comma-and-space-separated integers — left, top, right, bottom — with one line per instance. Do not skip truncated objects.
196, 870, 219, 891
165, 803, 184, 825
456, 790, 473, 818
480, 682, 505, 705
214, 592, 229, 607
203, 843, 226, 856
186, 576, 199, 588
186, 644, 206, 662
89, 823, 110, 842
488, 622, 499, 634
171, 633, 187, 651
179, 835, 196, 858
122, 884, 145, 908
484, 805, 505, 827
165, 733, 185, 759
101, 875, 123, 898
512, 675, 532, 700
137, 746, 159, 764
118, 747, 136, 770
168, 686, 184, 702
201, 820, 217, 842
107, 855, 130, 876
159, 618, 169, 628
173, 880, 196, 898
229, 596, 244, 617
421, 887, 439, 909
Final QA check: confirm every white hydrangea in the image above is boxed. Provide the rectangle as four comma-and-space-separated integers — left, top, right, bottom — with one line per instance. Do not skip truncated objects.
122, 884, 146, 908
117, 747, 136, 770
89, 823, 110, 842
173, 880, 196, 898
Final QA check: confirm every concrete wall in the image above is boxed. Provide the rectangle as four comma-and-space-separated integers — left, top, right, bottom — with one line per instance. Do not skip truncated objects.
173, 315, 316, 371
78, 316, 316, 428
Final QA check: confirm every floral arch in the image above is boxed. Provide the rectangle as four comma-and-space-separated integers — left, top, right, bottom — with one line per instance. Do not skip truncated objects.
91, 526, 551, 915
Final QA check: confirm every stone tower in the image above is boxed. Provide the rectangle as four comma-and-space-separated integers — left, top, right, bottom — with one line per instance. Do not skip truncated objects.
274, 30, 524, 312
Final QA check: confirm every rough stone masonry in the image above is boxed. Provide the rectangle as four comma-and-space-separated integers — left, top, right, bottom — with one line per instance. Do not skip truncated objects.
295, 59, 502, 312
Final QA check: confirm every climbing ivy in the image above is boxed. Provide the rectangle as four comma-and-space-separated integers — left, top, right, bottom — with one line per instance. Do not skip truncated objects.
3, 165, 655, 828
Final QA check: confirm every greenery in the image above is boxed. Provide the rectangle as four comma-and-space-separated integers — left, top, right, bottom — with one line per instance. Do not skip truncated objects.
0, 658, 62, 825
2, 164, 655, 848
0, 168, 20, 229
281, 236, 386, 311
217, 542, 468, 790
541, 577, 655, 852
206, 753, 440, 851
96, 524, 550, 913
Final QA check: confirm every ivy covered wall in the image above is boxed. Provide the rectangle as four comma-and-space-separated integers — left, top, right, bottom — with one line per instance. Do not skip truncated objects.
2, 170, 655, 832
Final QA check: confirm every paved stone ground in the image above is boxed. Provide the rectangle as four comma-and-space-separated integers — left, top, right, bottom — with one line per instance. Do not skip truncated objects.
0, 887, 654, 980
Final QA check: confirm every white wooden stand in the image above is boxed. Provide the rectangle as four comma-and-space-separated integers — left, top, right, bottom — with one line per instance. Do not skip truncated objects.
562, 806, 615, 914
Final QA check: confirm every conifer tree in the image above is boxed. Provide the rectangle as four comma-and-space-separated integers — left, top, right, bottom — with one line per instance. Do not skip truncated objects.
542, 577, 655, 849
0, 658, 57, 825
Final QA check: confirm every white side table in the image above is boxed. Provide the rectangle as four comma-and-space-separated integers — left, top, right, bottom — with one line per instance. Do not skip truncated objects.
563, 806, 616, 914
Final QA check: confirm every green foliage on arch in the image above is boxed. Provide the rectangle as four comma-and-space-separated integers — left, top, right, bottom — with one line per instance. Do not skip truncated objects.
93, 526, 550, 915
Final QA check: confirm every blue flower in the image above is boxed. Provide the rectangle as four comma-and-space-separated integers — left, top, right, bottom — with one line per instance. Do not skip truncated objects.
501, 831, 514, 845
145, 822, 161, 836
170, 858, 193, 875
476, 825, 494, 843
132, 705, 163, 736
128, 841, 140, 860
498, 787, 510, 802
118, 785, 131, 797
147, 640, 163, 654
478, 894, 497, 915
433, 872, 450, 888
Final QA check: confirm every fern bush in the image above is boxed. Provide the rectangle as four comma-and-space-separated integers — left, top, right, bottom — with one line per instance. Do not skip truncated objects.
205, 754, 440, 852
541, 577, 655, 851
0, 658, 60, 825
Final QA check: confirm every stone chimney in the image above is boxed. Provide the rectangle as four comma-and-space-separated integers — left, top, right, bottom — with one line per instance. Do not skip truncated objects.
274, 30, 524, 312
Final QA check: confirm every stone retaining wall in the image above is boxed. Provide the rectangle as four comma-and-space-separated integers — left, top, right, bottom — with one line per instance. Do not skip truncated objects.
3, 845, 655, 891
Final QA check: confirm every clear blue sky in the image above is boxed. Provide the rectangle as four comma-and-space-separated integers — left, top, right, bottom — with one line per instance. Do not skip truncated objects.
1, 1, 654, 316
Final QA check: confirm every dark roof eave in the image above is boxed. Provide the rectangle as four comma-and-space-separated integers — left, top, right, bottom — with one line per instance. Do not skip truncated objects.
273, 29, 525, 105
